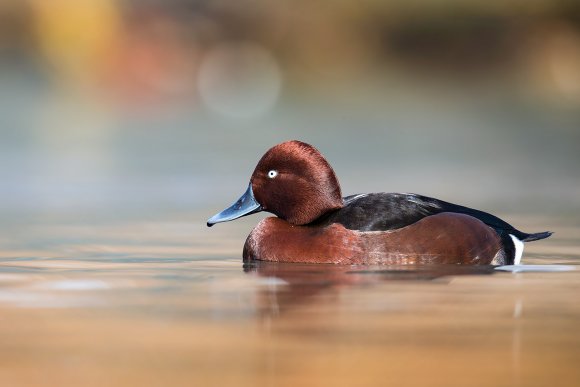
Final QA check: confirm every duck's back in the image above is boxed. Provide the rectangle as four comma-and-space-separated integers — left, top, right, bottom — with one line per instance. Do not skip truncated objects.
316, 193, 550, 242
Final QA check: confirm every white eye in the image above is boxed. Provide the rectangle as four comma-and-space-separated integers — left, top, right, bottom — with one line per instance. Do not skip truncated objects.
267, 170, 278, 179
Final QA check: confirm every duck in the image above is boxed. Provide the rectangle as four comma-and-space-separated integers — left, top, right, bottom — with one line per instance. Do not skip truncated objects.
207, 140, 552, 265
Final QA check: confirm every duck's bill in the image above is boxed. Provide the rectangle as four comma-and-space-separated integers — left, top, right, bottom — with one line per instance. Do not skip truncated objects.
207, 183, 262, 227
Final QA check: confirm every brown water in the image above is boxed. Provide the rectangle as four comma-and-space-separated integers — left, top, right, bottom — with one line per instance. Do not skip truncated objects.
0, 215, 579, 387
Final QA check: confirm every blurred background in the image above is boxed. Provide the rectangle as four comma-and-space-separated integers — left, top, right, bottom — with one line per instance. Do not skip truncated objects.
1, 0, 579, 228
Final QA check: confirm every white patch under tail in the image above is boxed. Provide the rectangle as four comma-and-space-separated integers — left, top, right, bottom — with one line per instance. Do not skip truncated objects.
510, 234, 524, 265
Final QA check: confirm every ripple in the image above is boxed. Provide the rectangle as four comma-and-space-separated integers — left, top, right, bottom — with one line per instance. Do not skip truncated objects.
495, 264, 576, 273
33, 279, 112, 291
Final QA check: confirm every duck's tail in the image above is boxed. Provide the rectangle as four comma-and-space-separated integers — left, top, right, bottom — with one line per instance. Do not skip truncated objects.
519, 231, 553, 242
499, 231, 552, 266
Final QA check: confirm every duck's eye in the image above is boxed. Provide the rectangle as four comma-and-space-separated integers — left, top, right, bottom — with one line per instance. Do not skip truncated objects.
267, 170, 278, 179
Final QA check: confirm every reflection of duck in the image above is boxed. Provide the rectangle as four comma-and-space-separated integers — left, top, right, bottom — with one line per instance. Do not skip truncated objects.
209, 141, 552, 265
244, 261, 495, 316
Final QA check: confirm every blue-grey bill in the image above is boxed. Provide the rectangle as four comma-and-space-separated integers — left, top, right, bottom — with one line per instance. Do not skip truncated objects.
207, 183, 262, 227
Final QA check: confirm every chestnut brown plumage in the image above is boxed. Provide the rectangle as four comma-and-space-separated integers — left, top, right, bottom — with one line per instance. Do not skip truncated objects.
251, 141, 343, 226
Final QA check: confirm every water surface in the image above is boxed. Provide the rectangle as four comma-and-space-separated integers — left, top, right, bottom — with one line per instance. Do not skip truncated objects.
0, 215, 579, 387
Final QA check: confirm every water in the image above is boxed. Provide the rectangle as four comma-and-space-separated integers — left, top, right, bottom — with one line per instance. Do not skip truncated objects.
0, 214, 578, 387
1, 3, 580, 384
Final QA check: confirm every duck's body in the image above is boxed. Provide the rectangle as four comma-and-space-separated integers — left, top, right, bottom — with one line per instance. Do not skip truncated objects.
208, 141, 551, 265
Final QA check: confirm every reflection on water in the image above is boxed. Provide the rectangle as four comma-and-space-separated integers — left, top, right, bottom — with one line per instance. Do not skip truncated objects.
0, 216, 579, 386
245, 261, 498, 317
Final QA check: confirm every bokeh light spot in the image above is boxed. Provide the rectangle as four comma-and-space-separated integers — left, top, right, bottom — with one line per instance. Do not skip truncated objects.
198, 41, 282, 119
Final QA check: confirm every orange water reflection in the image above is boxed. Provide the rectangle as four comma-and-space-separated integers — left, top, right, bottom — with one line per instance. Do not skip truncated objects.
0, 217, 579, 386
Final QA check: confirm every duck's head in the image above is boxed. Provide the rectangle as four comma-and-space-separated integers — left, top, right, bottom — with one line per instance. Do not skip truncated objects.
207, 140, 343, 227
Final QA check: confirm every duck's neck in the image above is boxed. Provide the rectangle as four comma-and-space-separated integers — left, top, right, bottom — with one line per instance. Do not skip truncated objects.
286, 195, 344, 226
